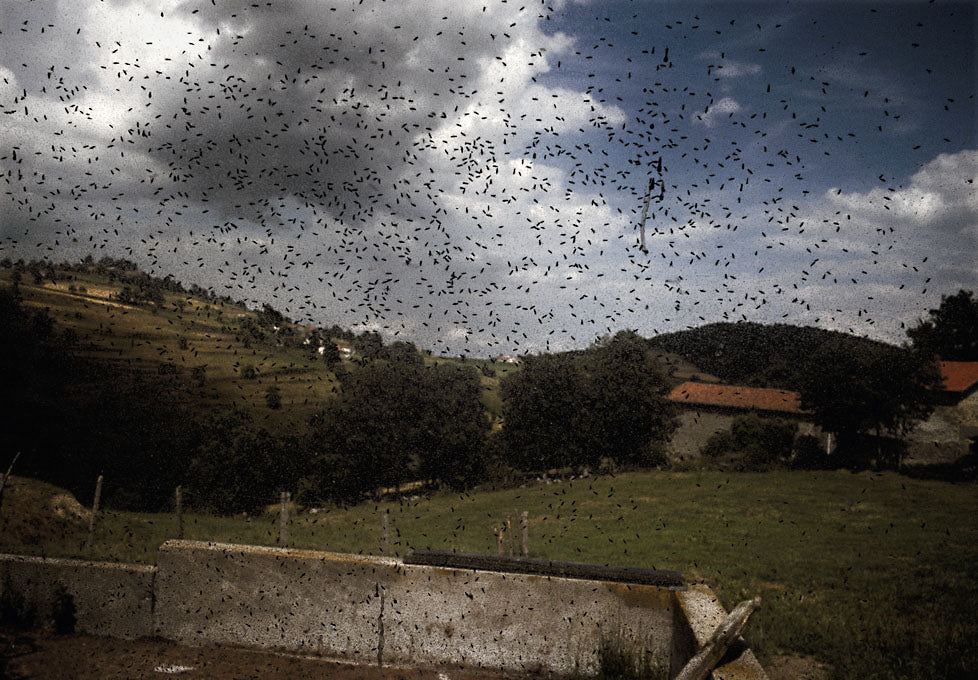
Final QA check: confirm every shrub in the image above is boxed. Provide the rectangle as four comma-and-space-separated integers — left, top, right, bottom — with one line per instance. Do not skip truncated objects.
700, 414, 795, 471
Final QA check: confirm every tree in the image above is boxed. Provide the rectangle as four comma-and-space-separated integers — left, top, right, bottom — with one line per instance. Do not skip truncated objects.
188, 411, 303, 514
0, 286, 202, 512
257, 303, 286, 329
353, 330, 384, 361
798, 338, 941, 468
306, 361, 423, 502
501, 353, 589, 471
579, 330, 677, 467
384, 340, 423, 367
321, 343, 342, 369
416, 363, 490, 489
907, 290, 978, 361
500, 332, 676, 473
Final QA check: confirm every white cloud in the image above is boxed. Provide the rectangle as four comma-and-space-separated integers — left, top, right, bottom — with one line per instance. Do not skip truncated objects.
828, 150, 978, 234
712, 60, 761, 78
696, 97, 741, 127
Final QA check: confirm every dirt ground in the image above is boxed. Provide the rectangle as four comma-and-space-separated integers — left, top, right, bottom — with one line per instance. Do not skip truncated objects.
0, 629, 513, 680
763, 653, 832, 680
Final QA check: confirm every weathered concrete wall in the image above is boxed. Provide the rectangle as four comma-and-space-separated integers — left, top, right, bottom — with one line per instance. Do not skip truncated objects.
0, 553, 155, 639
0, 543, 767, 679
669, 409, 831, 463
154, 540, 389, 663
904, 402, 974, 464
384, 564, 676, 676
154, 540, 679, 676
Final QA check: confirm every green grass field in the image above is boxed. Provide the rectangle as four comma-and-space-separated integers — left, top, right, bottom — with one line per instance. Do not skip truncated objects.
2, 470, 975, 679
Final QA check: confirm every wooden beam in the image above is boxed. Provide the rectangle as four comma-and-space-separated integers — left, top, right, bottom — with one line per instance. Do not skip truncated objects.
674, 596, 761, 680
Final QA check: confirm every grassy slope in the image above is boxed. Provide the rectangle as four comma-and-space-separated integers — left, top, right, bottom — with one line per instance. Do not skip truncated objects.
3, 270, 334, 435
2, 269, 515, 431
3, 470, 974, 679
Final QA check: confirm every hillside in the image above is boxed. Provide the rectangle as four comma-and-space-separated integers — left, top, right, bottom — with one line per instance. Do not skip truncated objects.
0, 261, 519, 430
1, 265, 342, 436
647, 321, 897, 391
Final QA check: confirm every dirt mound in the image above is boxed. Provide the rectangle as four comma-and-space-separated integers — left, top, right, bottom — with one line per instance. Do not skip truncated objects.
0, 477, 89, 548
49, 493, 91, 523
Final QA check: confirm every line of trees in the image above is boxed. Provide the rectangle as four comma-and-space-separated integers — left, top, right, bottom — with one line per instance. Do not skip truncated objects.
4, 267, 974, 514
1, 286, 681, 514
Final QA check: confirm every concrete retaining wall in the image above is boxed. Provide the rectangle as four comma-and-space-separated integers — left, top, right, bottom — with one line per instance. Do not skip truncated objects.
1, 542, 769, 679
0, 554, 155, 639
154, 540, 678, 676
153, 540, 388, 663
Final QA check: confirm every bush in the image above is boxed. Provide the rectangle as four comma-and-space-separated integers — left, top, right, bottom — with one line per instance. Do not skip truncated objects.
700, 414, 795, 471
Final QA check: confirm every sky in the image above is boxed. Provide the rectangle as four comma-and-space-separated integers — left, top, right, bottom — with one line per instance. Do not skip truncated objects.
1, 0, 975, 357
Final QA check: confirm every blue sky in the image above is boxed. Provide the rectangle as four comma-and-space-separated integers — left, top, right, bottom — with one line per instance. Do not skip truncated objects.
1, 0, 975, 355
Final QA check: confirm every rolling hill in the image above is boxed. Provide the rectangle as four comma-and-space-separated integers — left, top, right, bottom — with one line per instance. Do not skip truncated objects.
647, 321, 900, 391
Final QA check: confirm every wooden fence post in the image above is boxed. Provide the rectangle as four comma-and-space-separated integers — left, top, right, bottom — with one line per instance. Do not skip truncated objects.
381, 508, 390, 556
175, 485, 184, 539
495, 525, 504, 555
86, 474, 103, 555
507, 515, 513, 556
520, 511, 529, 557
278, 491, 290, 547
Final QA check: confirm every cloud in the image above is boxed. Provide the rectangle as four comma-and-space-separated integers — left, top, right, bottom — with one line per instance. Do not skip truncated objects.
1, 2, 973, 355
828, 149, 978, 237
712, 60, 761, 78
695, 96, 742, 127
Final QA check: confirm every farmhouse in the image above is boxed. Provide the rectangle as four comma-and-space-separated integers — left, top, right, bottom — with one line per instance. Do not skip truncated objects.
666, 382, 822, 460
904, 361, 978, 463
494, 354, 522, 364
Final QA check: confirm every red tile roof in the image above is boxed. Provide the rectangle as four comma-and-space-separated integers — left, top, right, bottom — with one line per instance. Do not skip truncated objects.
667, 382, 811, 415
939, 361, 978, 393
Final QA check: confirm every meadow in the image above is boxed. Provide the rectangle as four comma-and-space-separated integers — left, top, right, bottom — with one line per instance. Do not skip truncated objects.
2, 470, 975, 679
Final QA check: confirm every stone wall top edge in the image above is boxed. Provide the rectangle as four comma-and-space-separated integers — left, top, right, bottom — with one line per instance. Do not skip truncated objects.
0, 552, 156, 573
